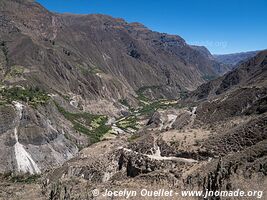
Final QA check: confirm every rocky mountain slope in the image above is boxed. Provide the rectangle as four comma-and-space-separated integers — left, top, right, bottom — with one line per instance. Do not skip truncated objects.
0, 0, 229, 175
0, 0, 227, 106
0, 49, 265, 199
189, 50, 267, 101
38, 51, 265, 200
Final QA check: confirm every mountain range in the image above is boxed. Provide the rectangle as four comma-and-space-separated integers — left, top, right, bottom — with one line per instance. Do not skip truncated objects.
214, 50, 259, 66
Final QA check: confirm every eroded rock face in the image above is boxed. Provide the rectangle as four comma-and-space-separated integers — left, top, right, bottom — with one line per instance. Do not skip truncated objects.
0, 105, 15, 135
0, 102, 78, 174
146, 112, 161, 127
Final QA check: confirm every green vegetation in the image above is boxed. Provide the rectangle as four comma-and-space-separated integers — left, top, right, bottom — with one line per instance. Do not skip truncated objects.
135, 85, 184, 116
0, 87, 50, 106
136, 87, 150, 102
4, 65, 25, 80
55, 102, 110, 143
138, 99, 179, 116
9, 66, 24, 76
117, 115, 138, 131
139, 100, 166, 115
2, 173, 40, 184
136, 85, 163, 103
111, 86, 184, 138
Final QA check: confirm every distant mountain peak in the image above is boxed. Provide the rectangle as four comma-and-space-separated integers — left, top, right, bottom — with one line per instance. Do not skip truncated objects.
213, 50, 260, 66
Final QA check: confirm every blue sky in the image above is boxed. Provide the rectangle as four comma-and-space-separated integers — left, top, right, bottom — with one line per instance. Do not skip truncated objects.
36, 0, 267, 54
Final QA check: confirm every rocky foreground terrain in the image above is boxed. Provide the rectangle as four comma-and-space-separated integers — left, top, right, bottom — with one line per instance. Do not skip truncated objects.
0, 0, 266, 200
